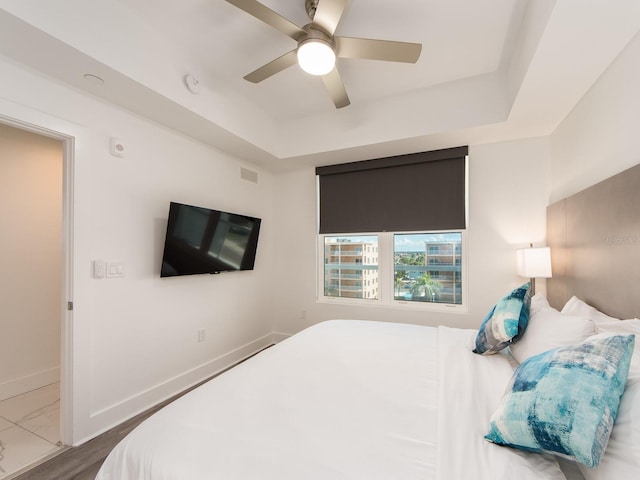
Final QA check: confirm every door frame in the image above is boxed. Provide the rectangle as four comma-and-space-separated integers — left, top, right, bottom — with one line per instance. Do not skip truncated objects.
0, 114, 74, 446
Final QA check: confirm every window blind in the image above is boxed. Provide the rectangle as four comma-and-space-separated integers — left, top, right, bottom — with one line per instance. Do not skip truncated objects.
316, 146, 467, 234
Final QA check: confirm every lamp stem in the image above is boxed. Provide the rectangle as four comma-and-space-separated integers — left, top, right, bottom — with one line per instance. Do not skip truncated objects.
529, 244, 535, 295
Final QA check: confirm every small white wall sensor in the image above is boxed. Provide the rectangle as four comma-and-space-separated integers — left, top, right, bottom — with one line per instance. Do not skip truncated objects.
184, 74, 201, 94
94, 260, 106, 279
110, 137, 125, 158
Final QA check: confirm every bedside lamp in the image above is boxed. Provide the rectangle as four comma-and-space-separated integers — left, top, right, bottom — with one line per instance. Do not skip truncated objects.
517, 244, 552, 295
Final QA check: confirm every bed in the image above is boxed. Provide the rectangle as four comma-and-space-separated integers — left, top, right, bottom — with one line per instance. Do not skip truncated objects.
96, 319, 572, 479
96, 164, 640, 480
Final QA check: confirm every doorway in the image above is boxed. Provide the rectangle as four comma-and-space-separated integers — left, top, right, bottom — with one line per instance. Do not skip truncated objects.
0, 119, 73, 477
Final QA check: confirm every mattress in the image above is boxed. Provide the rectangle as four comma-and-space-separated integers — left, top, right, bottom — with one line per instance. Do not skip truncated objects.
96, 320, 568, 479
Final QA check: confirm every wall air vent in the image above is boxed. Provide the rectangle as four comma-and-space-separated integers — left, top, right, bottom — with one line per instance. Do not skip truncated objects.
240, 167, 258, 184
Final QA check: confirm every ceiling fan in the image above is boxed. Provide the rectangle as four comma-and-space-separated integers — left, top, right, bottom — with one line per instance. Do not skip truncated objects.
225, 0, 422, 109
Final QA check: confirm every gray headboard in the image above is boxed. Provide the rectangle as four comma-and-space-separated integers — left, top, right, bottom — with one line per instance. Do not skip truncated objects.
547, 163, 640, 319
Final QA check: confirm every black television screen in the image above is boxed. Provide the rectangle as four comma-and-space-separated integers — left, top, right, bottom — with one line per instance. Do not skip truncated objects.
160, 202, 261, 277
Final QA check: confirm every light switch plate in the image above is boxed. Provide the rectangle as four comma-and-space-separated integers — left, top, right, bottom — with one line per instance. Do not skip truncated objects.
106, 262, 125, 278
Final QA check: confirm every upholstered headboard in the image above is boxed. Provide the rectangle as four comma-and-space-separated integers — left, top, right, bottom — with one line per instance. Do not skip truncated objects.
547, 163, 640, 319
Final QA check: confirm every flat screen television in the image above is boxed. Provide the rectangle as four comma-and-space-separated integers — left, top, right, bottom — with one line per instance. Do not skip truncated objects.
160, 202, 261, 277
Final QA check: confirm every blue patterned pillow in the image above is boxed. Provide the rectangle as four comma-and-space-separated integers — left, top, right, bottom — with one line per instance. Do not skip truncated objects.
485, 334, 635, 467
473, 283, 531, 354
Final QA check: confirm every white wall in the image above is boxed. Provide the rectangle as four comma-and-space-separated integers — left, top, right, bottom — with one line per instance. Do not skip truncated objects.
550, 32, 640, 201
270, 137, 551, 334
0, 123, 62, 400
0, 57, 276, 444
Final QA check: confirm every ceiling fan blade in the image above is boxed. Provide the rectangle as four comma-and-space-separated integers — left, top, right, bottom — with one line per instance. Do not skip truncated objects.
336, 37, 422, 63
313, 0, 348, 36
225, 0, 305, 40
322, 67, 350, 109
243, 50, 298, 83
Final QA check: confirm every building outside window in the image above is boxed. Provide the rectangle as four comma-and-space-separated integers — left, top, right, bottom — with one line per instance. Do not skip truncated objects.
394, 233, 463, 304
324, 236, 379, 299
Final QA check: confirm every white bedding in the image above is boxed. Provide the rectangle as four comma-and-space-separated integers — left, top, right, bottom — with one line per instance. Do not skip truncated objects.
96, 320, 567, 479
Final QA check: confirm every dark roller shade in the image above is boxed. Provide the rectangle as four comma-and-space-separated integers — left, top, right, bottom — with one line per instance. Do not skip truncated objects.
316, 146, 467, 234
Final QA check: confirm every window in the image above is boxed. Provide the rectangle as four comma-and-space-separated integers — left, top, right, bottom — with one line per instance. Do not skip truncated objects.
320, 231, 466, 310
316, 146, 468, 311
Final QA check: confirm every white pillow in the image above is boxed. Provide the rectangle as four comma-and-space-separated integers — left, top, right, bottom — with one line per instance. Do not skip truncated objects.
579, 325, 640, 480
510, 305, 596, 364
596, 317, 640, 338
530, 293, 551, 316
562, 296, 640, 367
561, 296, 634, 325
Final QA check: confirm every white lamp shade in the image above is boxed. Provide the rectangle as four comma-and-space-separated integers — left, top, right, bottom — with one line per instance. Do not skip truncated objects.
517, 247, 552, 278
297, 39, 336, 76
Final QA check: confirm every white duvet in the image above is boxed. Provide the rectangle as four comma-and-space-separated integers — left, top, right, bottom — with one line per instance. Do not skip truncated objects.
96, 320, 567, 479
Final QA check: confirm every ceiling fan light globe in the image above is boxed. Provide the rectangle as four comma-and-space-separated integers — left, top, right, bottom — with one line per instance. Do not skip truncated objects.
297, 39, 336, 76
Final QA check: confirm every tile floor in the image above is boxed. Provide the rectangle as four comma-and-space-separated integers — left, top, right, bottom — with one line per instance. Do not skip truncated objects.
0, 383, 63, 479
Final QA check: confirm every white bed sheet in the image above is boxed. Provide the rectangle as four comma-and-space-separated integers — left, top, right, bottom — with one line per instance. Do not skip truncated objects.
96, 320, 567, 480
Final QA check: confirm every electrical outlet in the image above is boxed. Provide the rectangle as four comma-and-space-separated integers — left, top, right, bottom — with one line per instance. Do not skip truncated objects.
197, 329, 206, 343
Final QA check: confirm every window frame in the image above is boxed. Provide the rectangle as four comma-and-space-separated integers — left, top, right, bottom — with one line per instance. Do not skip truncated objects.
317, 230, 468, 313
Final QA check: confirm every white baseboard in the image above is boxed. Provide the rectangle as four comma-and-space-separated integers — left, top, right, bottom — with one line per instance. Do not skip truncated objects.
0, 367, 60, 401
85, 332, 279, 444
270, 331, 292, 343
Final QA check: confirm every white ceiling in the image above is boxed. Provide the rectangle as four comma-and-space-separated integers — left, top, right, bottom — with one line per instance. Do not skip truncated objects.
1, 0, 639, 171
119, 0, 520, 119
